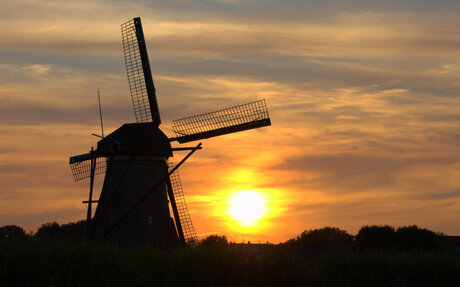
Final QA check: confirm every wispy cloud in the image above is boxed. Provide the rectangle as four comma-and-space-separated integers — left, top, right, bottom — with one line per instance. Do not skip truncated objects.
1, 0, 459, 240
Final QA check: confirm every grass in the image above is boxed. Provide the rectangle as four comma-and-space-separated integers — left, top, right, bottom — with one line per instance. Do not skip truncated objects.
1, 236, 459, 287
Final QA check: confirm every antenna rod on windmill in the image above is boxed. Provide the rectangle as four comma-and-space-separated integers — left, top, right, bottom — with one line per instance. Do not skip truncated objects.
98, 90, 104, 138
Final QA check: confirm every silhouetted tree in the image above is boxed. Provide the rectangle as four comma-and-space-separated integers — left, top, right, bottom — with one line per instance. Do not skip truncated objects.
396, 225, 447, 252
60, 220, 86, 240
35, 222, 61, 240
356, 225, 448, 253
356, 225, 398, 252
34, 220, 86, 241
0, 225, 27, 240
197, 234, 229, 248
285, 227, 353, 256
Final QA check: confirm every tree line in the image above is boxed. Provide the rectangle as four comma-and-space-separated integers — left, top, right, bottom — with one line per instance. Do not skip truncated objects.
0, 221, 452, 253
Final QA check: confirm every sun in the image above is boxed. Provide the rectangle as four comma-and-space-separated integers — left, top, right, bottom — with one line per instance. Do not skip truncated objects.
228, 190, 266, 225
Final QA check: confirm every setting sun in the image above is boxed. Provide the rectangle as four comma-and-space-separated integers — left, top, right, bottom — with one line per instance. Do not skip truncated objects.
228, 190, 266, 225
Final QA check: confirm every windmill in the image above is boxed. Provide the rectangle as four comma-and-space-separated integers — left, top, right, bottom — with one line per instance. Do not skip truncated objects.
69, 17, 271, 248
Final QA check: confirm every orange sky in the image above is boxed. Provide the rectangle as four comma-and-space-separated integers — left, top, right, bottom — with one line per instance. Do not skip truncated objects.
1, 0, 460, 243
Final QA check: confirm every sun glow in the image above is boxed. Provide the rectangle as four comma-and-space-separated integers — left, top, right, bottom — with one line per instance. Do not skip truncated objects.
228, 190, 266, 226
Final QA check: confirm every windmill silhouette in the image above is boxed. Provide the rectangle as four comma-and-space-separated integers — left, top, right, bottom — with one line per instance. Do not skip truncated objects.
69, 17, 271, 248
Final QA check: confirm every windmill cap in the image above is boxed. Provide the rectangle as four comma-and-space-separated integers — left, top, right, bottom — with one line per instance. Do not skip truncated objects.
97, 123, 172, 156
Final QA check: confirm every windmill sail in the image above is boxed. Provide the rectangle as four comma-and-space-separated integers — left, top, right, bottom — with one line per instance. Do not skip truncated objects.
69, 154, 106, 181
121, 17, 161, 125
170, 99, 271, 143
167, 161, 198, 244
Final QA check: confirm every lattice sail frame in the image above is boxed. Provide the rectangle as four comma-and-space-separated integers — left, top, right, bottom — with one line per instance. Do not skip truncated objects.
171, 99, 271, 143
121, 18, 161, 125
168, 161, 198, 244
70, 157, 106, 181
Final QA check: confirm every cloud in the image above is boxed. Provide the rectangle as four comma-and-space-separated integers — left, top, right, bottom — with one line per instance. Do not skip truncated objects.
415, 189, 460, 200
0, 98, 131, 126
274, 152, 460, 191
1, 0, 460, 240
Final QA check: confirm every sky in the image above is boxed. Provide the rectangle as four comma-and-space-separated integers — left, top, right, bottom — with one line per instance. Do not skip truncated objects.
1, 0, 459, 243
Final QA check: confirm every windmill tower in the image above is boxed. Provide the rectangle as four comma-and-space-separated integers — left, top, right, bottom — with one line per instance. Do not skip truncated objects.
69, 17, 271, 248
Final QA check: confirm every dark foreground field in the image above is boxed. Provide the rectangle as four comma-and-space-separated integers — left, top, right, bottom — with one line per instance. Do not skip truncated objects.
1, 224, 459, 286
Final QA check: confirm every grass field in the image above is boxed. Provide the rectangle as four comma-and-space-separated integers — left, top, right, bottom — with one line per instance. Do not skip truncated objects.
1, 224, 459, 286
